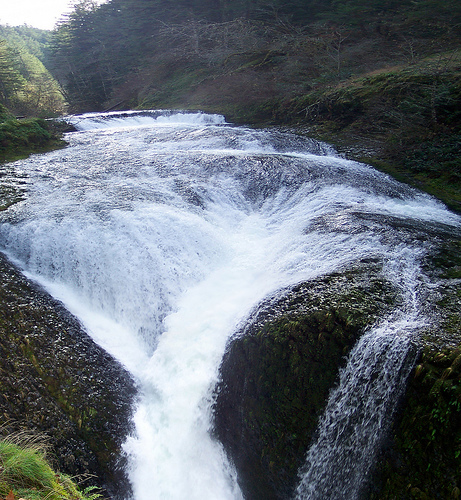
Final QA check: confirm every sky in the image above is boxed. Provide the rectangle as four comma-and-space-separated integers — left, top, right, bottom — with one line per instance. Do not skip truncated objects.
0, 0, 107, 31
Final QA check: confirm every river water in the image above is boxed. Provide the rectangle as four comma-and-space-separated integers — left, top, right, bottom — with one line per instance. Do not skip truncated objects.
0, 110, 459, 499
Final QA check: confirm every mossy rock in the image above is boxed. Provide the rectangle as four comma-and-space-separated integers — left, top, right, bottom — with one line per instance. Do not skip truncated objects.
370, 343, 461, 500
0, 118, 66, 164
213, 261, 399, 499
370, 238, 461, 500
0, 253, 136, 498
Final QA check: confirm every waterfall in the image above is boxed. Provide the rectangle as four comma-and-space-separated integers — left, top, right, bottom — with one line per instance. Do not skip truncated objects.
295, 326, 418, 500
295, 251, 423, 499
0, 110, 459, 499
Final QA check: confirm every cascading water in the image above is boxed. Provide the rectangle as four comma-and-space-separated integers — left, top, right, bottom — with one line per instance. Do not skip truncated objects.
295, 251, 424, 499
0, 110, 459, 499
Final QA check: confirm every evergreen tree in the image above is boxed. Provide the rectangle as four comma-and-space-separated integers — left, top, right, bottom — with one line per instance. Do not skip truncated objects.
0, 40, 26, 106
0, 28, 64, 116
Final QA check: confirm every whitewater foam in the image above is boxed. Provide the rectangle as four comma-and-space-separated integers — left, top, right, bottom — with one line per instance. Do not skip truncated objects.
0, 111, 459, 499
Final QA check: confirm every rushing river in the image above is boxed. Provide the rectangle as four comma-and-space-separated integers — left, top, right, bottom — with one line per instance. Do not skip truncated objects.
0, 110, 459, 499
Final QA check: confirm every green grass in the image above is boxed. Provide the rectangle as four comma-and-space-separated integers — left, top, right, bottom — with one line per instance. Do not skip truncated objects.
0, 433, 100, 500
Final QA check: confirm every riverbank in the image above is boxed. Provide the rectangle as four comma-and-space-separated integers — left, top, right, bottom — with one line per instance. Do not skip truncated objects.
0, 104, 67, 165
200, 51, 461, 214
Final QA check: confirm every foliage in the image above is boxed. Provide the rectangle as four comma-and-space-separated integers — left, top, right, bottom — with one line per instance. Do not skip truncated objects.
0, 103, 13, 122
0, 41, 26, 106
48, 0, 461, 112
0, 433, 100, 500
0, 26, 64, 117
267, 52, 461, 211
0, 118, 65, 163
0, 37, 65, 163
0, 26, 52, 66
0, 119, 50, 152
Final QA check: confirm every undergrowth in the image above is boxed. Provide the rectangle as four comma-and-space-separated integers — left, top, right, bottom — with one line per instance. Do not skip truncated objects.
0, 432, 100, 500
0, 102, 66, 164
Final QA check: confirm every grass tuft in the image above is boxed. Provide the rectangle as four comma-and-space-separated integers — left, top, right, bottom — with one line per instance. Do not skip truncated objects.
0, 431, 100, 500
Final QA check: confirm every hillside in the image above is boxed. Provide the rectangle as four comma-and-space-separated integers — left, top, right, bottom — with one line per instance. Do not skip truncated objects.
0, 25, 64, 118
278, 53, 461, 212
49, 0, 461, 209
50, 1, 461, 113
0, 26, 66, 162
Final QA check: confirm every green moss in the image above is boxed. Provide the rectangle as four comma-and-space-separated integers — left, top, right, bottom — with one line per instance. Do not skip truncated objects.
0, 118, 66, 163
249, 303, 382, 477
0, 254, 135, 495
370, 237, 461, 499
426, 240, 461, 280
215, 263, 399, 499
0, 185, 25, 211
371, 344, 461, 500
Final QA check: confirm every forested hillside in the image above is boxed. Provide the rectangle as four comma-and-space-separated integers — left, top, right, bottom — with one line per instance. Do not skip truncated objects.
49, 0, 461, 209
51, 0, 460, 114
0, 26, 64, 117
0, 26, 65, 162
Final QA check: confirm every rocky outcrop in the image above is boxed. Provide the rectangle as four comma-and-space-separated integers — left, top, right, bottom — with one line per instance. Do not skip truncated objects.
212, 235, 461, 500
369, 239, 461, 500
369, 343, 461, 500
213, 260, 399, 499
0, 253, 136, 499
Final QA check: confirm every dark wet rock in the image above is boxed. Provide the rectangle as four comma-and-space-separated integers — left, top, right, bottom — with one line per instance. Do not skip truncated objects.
0, 252, 136, 499
369, 238, 461, 500
213, 261, 399, 500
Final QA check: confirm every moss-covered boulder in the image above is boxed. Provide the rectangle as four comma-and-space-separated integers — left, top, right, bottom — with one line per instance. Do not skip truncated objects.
370, 344, 461, 500
370, 239, 461, 500
213, 261, 399, 499
0, 253, 136, 499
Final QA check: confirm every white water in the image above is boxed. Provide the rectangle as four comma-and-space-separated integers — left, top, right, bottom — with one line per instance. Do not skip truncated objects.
295, 249, 423, 499
0, 110, 459, 499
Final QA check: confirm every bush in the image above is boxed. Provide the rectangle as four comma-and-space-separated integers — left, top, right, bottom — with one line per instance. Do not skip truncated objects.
0, 118, 64, 162
0, 104, 13, 124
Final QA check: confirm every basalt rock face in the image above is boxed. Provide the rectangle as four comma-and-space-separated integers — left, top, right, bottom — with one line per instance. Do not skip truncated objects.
213, 261, 399, 500
369, 239, 461, 500
0, 253, 136, 499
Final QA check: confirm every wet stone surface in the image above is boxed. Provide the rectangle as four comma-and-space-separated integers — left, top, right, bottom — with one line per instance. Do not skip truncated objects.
213, 261, 400, 500
0, 252, 136, 499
